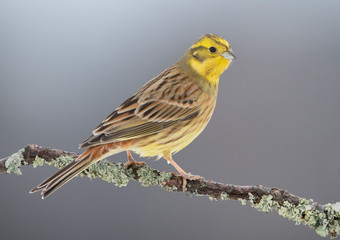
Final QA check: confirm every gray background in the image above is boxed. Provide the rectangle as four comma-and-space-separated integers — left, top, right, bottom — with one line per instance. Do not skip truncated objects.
1, 0, 339, 239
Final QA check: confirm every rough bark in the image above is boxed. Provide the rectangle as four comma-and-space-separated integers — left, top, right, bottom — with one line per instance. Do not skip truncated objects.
1, 144, 339, 238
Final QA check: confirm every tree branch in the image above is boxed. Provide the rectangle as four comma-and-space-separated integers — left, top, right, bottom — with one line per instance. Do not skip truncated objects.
1, 144, 339, 238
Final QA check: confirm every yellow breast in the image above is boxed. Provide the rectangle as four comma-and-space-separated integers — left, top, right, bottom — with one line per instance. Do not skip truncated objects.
132, 92, 216, 159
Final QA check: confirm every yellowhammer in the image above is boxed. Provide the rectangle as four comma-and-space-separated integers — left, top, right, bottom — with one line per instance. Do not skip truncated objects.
30, 34, 236, 198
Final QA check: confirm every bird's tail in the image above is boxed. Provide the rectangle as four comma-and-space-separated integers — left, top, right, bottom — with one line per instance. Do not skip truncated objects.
30, 143, 124, 199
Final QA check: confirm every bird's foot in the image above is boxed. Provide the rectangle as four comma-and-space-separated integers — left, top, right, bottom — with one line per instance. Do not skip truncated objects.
124, 150, 145, 168
124, 160, 146, 168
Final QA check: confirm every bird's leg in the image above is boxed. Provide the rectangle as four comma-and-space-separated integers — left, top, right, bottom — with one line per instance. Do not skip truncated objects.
163, 155, 203, 191
124, 150, 145, 168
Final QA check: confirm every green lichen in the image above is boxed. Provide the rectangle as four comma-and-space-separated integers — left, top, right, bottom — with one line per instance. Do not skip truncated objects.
248, 192, 256, 203
277, 200, 340, 238
32, 155, 74, 169
277, 199, 310, 224
31, 155, 131, 187
248, 193, 279, 213
50, 155, 74, 169
83, 161, 130, 187
209, 192, 229, 201
220, 192, 229, 201
9, 148, 339, 238
158, 172, 172, 183
316, 203, 340, 238
239, 198, 247, 206
248, 193, 340, 238
33, 156, 45, 168
137, 165, 171, 187
256, 195, 280, 212
5, 148, 24, 175
29, 155, 172, 188
163, 185, 178, 192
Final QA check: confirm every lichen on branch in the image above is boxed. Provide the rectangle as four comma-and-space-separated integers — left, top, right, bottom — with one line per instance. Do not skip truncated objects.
0, 144, 339, 238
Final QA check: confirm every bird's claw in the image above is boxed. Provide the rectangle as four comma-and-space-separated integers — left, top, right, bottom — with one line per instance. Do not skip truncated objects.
124, 161, 146, 168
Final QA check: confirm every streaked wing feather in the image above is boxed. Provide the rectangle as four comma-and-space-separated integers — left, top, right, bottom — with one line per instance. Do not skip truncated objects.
100, 121, 177, 142
80, 65, 202, 148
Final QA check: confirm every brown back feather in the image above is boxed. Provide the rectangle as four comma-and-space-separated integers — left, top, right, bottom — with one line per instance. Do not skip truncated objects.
80, 65, 202, 149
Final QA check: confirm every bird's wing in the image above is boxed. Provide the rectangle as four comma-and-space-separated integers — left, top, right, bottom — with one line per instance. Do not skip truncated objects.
80, 66, 203, 148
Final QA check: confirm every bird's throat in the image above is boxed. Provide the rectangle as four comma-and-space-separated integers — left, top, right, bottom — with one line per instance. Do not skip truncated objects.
189, 57, 230, 86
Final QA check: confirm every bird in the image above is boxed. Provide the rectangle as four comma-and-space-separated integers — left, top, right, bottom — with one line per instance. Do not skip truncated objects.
30, 34, 236, 199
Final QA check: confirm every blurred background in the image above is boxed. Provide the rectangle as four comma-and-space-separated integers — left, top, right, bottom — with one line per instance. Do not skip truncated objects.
1, 0, 339, 239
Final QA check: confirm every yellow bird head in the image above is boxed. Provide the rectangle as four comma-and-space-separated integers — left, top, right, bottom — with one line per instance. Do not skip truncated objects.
180, 34, 236, 86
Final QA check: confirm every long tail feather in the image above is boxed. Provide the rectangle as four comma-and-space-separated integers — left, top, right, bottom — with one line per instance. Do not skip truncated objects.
41, 156, 93, 199
29, 160, 80, 193
30, 143, 124, 199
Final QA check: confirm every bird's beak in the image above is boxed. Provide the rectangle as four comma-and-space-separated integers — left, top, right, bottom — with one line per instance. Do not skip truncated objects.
222, 49, 236, 60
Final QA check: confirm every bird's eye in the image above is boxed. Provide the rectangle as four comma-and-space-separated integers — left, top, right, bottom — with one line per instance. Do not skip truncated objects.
209, 47, 216, 53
